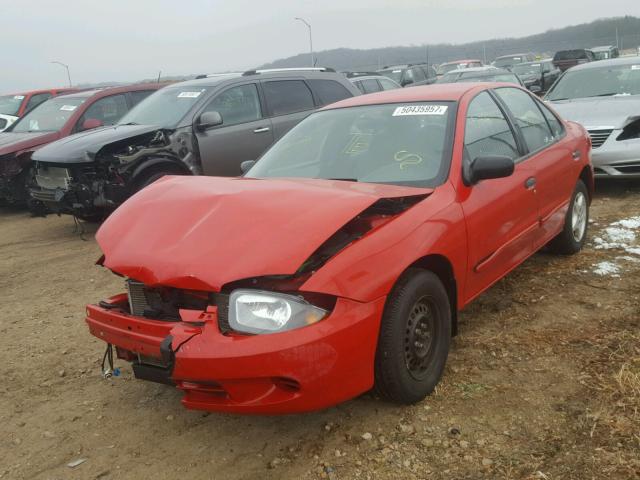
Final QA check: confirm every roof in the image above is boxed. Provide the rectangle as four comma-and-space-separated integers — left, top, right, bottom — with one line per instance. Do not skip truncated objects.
591, 45, 616, 52
447, 66, 504, 74
441, 59, 482, 65
495, 53, 530, 59
322, 83, 491, 110
57, 83, 163, 99
566, 56, 640, 71
1, 87, 78, 97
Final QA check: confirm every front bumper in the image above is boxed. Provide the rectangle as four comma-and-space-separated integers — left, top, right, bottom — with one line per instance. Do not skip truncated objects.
86, 294, 386, 414
591, 131, 640, 178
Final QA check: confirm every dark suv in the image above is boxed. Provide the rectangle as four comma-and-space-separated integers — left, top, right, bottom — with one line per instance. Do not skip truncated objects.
377, 64, 437, 87
553, 49, 595, 72
30, 68, 359, 219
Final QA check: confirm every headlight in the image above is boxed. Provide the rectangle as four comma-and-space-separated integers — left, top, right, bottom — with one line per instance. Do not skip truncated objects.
229, 290, 328, 335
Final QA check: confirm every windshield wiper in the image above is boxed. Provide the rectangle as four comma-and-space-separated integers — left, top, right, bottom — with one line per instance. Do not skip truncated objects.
586, 92, 619, 98
120, 122, 139, 126
328, 178, 358, 182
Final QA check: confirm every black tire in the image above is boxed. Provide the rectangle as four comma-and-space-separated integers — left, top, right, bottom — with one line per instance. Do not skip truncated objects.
134, 165, 185, 193
547, 180, 589, 255
374, 269, 451, 404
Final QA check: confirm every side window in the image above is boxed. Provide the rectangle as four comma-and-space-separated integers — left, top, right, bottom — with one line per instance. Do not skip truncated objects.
411, 67, 427, 83
422, 66, 436, 79
204, 84, 261, 126
130, 90, 154, 107
25, 93, 52, 112
80, 94, 129, 128
308, 79, 352, 106
263, 80, 315, 116
494, 87, 554, 152
536, 100, 564, 138
464, 91, 519, 162
353, 81, 366, 94
378, 78, 399, 91
360, 79, 382, 94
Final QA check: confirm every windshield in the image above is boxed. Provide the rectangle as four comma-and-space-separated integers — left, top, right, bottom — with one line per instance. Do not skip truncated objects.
378, 69, 404, 84
593, 51, 610, 60
437, 63, 466, 75
0, 95, 25, 116
512, 63, 541, 76
494, 56, 522, 68
118, 86, 210, 128
546, 63, 640, 100
11, 97, 85, 133
248, 102, 454, 188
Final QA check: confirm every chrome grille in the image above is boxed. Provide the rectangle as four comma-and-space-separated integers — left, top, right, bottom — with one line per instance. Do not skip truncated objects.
127, 280, 150, 317
35, 166, 71, 190
587, 129, 613, 149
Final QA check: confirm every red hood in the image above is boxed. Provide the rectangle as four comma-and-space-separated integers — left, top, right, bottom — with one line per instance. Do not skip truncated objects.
97, 176, 432, 291
0, 131, 61, 156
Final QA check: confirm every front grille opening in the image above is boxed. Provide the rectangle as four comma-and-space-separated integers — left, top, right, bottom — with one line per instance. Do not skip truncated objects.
273, 377, 301, 392
587, 129, 613, 149
126, 279, 209, 321
615, 164, 640, 174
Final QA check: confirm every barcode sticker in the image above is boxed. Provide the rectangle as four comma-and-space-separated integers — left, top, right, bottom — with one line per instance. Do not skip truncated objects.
393, 105, 448, 116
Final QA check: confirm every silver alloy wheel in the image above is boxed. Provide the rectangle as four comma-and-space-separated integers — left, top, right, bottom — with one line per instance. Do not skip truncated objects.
571, 192, 587, 242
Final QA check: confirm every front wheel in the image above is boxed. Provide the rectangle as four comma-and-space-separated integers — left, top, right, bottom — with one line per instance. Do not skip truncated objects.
374, 269, 451, 404
547, 179, 589, 254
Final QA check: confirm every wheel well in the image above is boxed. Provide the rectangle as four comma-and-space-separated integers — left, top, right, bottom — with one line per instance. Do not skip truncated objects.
407, 255, 458, 336
132, 159, 191, 185
579, 166, 594, 203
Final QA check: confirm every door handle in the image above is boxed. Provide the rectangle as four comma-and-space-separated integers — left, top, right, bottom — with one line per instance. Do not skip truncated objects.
525, 177, 536, 189
572, 150, 581, 160
253, 127, 270, 134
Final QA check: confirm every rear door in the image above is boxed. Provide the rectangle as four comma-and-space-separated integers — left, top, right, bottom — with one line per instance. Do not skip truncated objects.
196, 82, 274, 177
460, 90, 539, 302
494, 87, 578, 248
262, 79, 316, 140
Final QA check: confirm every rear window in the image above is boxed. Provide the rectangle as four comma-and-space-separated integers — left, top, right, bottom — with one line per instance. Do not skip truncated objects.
308, 79, 352, 106
554, 50, 588, 61
263, 80, 315, 116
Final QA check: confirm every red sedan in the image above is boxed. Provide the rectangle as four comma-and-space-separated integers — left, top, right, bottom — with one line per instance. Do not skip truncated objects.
87, 83, 593, 414
0, 88, 79, 132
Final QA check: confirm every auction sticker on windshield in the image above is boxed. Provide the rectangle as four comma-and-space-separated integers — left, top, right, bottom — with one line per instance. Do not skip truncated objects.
14, 95, 25, 100
60, 105, 77, 111
393, 105, 448, 116
177, 91, 203, 98
631, 65, 640, 70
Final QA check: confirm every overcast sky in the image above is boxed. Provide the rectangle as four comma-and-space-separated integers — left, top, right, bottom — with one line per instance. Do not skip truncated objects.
0, 0, 635, 93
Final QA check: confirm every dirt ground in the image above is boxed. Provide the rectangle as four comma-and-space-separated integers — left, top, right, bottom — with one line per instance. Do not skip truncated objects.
1, 180, 639, 480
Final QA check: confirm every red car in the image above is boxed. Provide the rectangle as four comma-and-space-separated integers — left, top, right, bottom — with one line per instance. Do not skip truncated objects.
87, 83, 593, 414
0, 88, 79, 132
0, 84, 161, 205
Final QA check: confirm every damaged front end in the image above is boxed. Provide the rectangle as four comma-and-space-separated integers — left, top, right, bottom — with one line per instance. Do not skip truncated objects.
86, 177, 431, 412
0, 152, 32, 204
30, 127, 198, 217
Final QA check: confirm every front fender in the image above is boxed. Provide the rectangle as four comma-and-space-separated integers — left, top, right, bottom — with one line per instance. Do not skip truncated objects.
301, 182, 468, 308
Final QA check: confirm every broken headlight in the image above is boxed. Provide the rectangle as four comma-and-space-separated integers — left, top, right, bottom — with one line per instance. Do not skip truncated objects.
228, 290, 328, 335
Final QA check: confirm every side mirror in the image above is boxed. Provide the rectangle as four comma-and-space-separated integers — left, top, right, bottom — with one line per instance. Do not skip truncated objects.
465, 155, 515, 185
82, 118, 103, 131
196, 111, 223, 131
240, 160, 256, 174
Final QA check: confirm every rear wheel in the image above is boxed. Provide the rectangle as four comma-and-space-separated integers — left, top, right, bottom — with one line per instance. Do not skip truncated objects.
547, 180, 589, 254
374, 269, 451, 404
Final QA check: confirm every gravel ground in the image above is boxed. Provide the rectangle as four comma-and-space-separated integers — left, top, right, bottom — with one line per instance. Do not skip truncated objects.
1, 180, 639, 480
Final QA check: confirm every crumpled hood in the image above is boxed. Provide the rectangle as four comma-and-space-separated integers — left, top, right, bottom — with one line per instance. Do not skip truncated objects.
0, 131, 60, 156
97, 176, 432, 291
32, 124, 163, 164
549, 95, 640, 129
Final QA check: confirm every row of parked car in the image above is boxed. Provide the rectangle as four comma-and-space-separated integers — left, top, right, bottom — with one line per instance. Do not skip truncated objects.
1, 52, 639, 221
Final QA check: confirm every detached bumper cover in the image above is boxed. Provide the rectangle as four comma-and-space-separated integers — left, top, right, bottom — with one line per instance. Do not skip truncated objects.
86, 294, 386, 414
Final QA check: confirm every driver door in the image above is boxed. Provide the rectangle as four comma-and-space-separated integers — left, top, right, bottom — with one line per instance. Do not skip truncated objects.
196, 83, 273, 177
460, 91, 540, 302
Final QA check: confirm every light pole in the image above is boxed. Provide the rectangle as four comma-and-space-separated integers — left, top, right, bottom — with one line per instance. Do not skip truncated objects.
295, 17, 314, 67
51, 61, 72, 87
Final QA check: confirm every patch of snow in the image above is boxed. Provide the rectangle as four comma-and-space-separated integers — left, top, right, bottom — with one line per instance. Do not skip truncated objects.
592, 261, 621, 277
